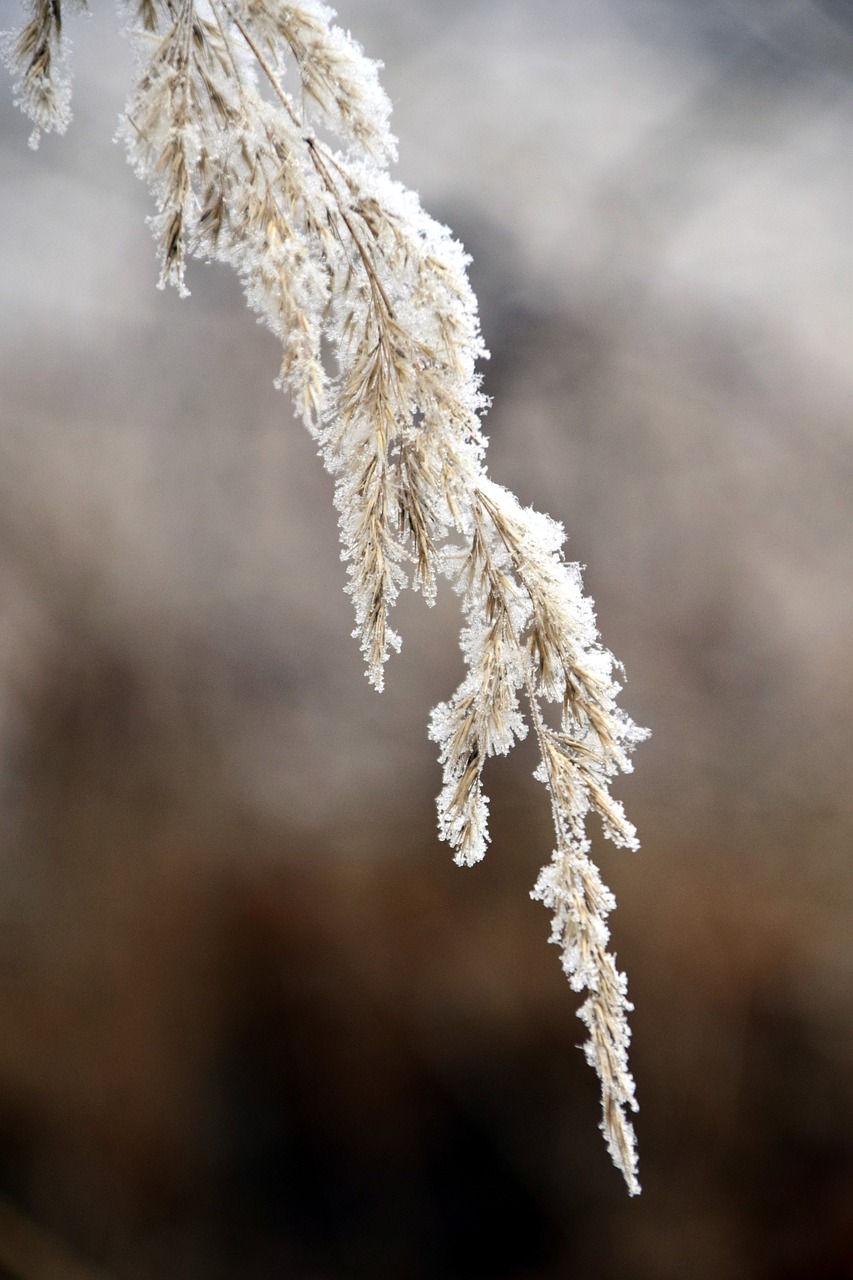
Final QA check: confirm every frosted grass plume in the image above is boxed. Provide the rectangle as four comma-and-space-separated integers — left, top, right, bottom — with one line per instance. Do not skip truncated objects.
4, 0, 649, 1192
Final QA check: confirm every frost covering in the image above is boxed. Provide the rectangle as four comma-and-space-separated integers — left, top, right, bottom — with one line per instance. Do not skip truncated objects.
4, 0, 648, 1193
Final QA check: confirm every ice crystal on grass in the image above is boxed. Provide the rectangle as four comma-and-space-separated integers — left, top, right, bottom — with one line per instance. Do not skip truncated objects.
5, 0, 648, 1192
2, 0, 86, 147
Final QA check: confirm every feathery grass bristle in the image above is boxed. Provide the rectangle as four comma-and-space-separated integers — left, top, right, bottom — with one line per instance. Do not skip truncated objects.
5, 0, 648, 1192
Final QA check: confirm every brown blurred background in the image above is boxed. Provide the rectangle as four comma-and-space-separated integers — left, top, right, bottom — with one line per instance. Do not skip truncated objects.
0, 0, 851, 1276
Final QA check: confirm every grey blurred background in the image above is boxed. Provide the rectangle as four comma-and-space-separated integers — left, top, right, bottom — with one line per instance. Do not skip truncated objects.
0, 1, 851, 1276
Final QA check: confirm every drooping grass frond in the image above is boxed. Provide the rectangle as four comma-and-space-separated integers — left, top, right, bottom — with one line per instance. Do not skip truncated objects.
4, 0, 648, 1192
1, 0, 87, 146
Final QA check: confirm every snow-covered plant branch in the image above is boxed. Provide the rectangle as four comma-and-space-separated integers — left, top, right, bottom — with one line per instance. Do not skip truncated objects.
4, 0, 648, 1192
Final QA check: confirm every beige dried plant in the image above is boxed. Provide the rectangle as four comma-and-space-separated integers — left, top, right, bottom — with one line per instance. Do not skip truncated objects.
4, 0, 648, 1192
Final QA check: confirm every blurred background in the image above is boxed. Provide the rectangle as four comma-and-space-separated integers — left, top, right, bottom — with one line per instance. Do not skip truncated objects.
0, 0, 851, 1276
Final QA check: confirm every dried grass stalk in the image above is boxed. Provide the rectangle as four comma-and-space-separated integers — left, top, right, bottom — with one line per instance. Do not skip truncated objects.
4, 0, 648, 1192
